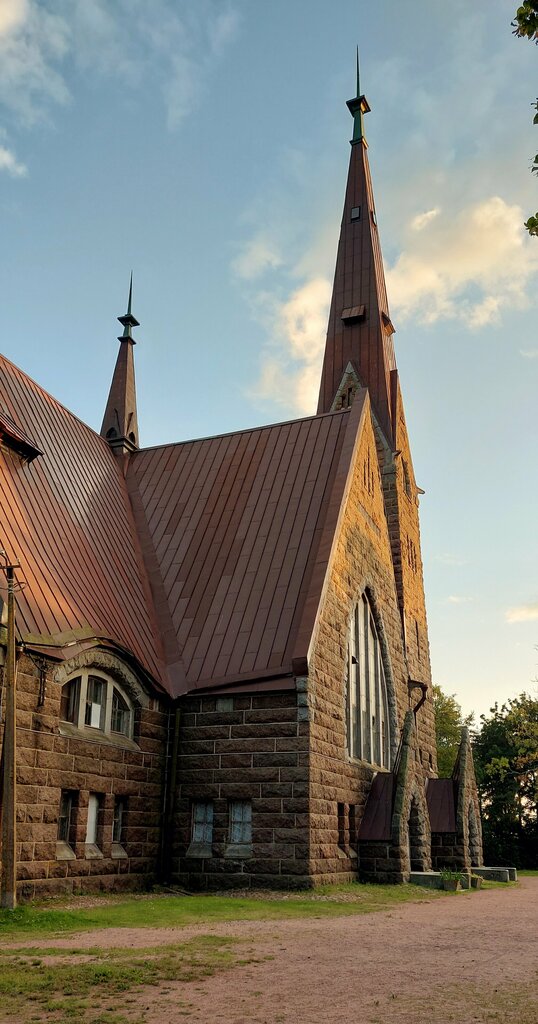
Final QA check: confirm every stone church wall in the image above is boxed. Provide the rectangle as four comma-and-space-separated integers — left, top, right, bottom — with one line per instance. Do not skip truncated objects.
3, 650, 167, 900
305, 404, 436, 884
173, 690, 310, 889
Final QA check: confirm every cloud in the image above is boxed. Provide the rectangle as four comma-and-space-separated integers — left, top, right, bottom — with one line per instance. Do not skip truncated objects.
386, 197, 538, 326
231, 236, 283, 281
447, 595, 473, 605
0, 142, 27, 176
505, 603, 538, 624
0, 1, 240, 133
411, 207, 440, 231
250, 277, 331, 415
519, 349, 538, 359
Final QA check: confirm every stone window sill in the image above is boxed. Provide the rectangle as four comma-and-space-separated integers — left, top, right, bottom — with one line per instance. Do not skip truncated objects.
224, 843, 252, 860
59, 722, 140, 752
111, 843, 128, 860
186, 842, 212, 859
56, 840, 76, 861
84, 844, 103, 860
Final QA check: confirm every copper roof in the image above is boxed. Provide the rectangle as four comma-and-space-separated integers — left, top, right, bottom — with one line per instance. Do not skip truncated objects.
426, 778, 457, 833
358, 771, 394, 841
0, 352, 368, 699
127, 400, 363, 695
0, 354, 167, 689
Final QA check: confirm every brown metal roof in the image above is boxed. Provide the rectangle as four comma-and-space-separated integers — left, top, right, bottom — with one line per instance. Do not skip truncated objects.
0, 354, 167, 689
358, 771, 394, 841
426, 778, 457, 833
128, 406, 357, 695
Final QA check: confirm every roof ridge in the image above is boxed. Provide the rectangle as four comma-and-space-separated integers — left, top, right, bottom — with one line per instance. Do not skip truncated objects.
135, 407, 351, 455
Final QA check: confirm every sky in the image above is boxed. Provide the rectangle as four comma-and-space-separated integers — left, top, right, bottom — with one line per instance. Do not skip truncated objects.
0, 0, 536, 721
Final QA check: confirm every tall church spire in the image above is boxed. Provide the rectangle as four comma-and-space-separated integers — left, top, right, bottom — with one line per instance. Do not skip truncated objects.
100, 275, 140, 453
317, 59, 396, 444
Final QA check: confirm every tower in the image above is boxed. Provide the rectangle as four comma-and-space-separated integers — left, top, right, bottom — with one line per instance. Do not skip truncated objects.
101, 275, 140, 454
318, 56, 433, 701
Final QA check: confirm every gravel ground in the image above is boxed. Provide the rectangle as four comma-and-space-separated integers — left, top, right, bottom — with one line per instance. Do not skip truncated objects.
7, 876, 538, 1023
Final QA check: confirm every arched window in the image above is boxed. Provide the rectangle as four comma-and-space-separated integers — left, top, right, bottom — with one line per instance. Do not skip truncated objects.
346, 593, 390, 768
60, 672, 134, 740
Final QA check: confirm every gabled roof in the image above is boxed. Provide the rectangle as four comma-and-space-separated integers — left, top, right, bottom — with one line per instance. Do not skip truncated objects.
0, 352, 369, 700
0, 354, 167, 690
127, 402, 363, 695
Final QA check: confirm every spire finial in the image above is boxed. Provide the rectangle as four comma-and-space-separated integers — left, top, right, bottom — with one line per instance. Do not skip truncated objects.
117, 272, 139, 343
346, 48, 371, 144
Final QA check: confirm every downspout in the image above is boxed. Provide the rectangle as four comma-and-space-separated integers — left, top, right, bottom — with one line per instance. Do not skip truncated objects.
159, 703, 181, 884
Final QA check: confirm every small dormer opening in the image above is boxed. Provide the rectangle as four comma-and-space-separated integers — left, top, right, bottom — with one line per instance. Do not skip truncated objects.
0, 409, 43, 464
106, 428, 117, 439
128, 432, 136, 444
351, 206, 361, 221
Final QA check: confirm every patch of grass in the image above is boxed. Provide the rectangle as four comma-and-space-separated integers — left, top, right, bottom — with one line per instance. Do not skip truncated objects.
385, 972, 538, 1023
518, 869, 538, 876
0, 935, 241, 1024
0, 882, 445, 941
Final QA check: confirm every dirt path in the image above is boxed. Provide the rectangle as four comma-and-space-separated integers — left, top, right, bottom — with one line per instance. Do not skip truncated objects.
9, 878, 538, 1023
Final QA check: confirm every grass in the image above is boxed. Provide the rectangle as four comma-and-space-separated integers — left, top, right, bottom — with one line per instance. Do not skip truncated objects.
0, 934, 250, 1024
0, 882, 446, 941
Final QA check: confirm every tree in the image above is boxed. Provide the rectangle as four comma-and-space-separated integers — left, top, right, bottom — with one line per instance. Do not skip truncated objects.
473, 693, 538, 868
512, 4, 538, 234
432, 684, 473, 777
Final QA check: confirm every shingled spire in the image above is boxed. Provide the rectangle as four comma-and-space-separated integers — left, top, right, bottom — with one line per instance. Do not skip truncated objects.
101, 275, 140, 454
317, 55, 396, 444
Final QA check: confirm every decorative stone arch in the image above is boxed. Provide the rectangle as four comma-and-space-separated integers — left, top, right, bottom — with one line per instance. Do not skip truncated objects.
391, 711, 432, 878
54, 648, 151, 710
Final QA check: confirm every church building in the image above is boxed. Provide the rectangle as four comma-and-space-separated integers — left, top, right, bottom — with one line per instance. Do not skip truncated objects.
0, 67, 482, 900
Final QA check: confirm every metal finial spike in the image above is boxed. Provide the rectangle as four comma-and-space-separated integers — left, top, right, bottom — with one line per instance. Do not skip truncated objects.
127, 272, 133, 316
356, 46, 360, 98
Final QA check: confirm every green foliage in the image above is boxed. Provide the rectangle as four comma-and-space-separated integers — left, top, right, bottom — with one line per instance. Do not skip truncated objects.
473, 692, 538, 867
512, 2, 538, 41
432, 684, 473, 777
512, 7, 538, 232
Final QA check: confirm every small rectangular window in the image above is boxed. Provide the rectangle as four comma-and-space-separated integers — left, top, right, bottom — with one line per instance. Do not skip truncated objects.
113, 796, 126, 844
349, 805, 357, 850
85, 793, 102, 846
351, 206, 361, 221
58, 791, 73, 843
111, 688, 131, 735
192, 801, 214, 846
85, 676, 105, 729
337, 803, 346, 849
229, 800, 252, 845
60, 677, 80, 724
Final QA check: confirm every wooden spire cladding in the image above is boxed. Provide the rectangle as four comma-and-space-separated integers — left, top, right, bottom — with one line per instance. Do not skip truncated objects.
317, 68, 396, 444
101, 275, 140, 454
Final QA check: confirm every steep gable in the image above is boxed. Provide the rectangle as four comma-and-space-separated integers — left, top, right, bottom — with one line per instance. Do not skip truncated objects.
127, 410, 357, 695
0, 354, 167, 690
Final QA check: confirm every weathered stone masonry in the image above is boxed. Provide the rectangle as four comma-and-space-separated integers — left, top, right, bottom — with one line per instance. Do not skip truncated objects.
4, 650, 167, 900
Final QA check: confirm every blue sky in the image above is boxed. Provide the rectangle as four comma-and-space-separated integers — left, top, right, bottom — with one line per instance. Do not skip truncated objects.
0, 0, 536, 720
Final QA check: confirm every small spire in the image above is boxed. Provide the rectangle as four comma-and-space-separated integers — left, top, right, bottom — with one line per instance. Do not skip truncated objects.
117, 272, 140, 343
346, 48, 371, 144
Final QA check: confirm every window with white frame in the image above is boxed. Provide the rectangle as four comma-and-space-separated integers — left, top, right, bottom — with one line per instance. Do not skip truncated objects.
85, 793, 103, 850
346, 593, 390, 768
60, 672, 134, 739
229, 800, 252, 845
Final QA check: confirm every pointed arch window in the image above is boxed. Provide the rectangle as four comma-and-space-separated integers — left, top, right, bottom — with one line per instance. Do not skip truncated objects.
346, 594, 390, 768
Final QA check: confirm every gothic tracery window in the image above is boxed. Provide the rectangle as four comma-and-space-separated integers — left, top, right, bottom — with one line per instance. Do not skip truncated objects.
346, 593, 390, 768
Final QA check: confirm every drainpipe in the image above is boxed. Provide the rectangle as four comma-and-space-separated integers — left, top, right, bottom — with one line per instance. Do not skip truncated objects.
159, 704, 181, 884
